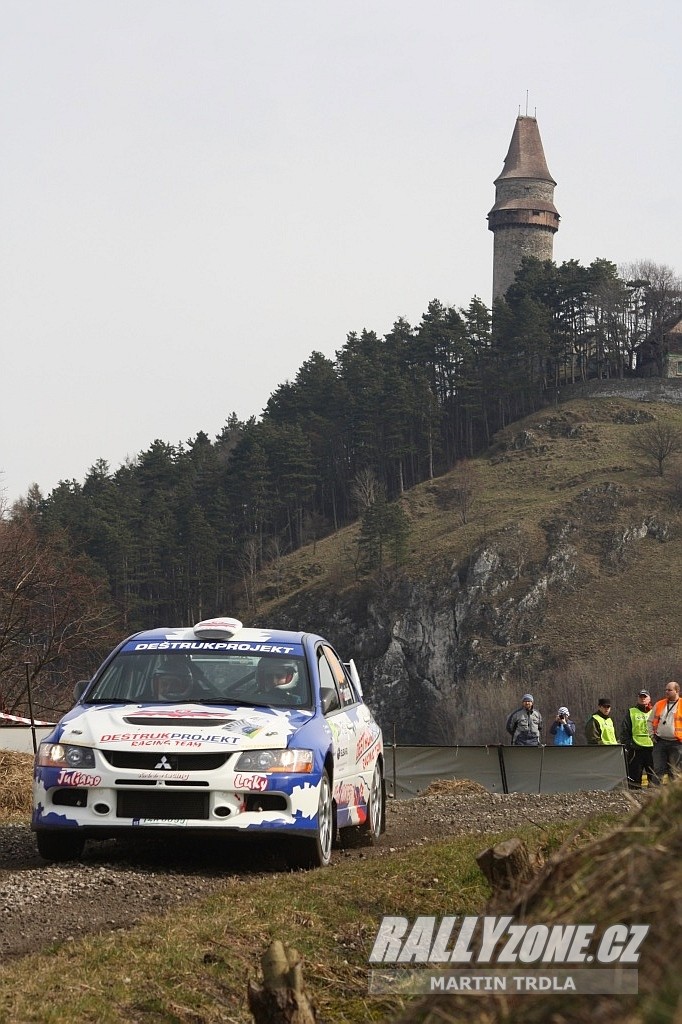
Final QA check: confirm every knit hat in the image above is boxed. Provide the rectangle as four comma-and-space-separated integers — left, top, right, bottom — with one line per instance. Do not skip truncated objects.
558, 706, 569, 716
521, 693, 534, 702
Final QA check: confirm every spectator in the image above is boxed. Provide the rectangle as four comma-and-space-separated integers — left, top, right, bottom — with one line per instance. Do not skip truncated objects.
620, 689, 655, 789
506, 693, 542, 746
586, 698, 618, 745
647, 681, 682, 784
549, 706, 575, 746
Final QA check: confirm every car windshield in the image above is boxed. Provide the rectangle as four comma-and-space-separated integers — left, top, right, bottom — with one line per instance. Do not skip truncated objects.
85, 650, 312, 709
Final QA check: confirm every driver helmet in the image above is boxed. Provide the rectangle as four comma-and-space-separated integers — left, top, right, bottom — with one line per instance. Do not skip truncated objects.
256, 658, 297, 691
153, 670, 193, 702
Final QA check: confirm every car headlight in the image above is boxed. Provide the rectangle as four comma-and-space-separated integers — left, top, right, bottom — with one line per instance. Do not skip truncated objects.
37, 743, 96, 769
234, 749, 314, 773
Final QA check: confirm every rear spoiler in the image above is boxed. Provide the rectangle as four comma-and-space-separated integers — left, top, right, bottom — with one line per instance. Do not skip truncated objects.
344, 659, 363, 698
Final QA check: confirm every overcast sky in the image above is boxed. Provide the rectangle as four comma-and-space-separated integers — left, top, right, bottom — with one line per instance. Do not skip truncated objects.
1, 0, 680, 504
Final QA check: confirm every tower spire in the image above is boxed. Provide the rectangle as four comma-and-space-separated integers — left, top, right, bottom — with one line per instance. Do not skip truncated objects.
487, 114, 560, 302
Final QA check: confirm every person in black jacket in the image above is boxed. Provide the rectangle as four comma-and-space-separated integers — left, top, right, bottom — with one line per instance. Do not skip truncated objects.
506, 694, 543, 746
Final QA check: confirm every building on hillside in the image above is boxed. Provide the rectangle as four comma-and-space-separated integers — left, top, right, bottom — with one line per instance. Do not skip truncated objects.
488, 114, 560, 303
636, 314, 682, 378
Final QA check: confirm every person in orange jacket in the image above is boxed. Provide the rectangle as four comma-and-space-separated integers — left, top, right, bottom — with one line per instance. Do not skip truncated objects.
647, 681, 682, 785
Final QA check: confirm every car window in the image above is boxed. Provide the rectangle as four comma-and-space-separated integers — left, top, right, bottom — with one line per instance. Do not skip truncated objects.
322, 645, 357, 708
87, 651, 311, 708
317, 650, 342, 713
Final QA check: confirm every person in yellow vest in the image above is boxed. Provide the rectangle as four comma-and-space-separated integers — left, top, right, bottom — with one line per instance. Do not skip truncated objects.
647, 681, 682, 785
619, 689, 654, 789
585, 698, 618, 745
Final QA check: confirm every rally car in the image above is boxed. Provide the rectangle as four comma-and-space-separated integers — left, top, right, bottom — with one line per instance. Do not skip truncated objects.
32, 617, 385, 868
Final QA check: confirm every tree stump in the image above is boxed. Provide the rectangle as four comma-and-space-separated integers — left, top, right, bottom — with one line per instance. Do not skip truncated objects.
476, 837, 534, 892
247, 939, 318, 1024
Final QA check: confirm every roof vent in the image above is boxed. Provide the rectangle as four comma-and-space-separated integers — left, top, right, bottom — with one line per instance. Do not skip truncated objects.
193, 617, 243, 640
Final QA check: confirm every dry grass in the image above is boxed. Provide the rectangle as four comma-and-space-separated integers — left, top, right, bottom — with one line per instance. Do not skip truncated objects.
389, 778, 682, 1024
0, 749, 33, 819
421, 779, 490, 797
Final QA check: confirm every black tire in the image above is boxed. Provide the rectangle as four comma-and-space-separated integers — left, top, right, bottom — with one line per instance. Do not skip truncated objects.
287, 771, 333, 869
36, 830, 85, 863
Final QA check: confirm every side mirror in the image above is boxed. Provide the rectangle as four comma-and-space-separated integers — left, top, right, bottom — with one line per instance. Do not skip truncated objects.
321, 688, 338, 715
73, 680, 91, 702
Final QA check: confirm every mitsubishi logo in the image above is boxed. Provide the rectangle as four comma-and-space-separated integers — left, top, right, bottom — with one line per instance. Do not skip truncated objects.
155, 756, 173, 770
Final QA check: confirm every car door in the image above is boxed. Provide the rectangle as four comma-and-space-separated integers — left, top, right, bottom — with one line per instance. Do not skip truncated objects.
317, 644, 362, 828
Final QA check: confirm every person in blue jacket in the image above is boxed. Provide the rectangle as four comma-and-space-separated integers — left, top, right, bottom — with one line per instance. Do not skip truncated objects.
549, 706, 576, 745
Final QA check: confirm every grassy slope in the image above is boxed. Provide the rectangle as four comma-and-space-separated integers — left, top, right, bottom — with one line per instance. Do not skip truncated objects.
254, 398, 682, 669
0, 817, 619, 1024
0, 755, 669, 1024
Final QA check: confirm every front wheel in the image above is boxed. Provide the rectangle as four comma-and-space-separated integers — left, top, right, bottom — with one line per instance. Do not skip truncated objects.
36, 830, 85, 863
287, 771, 333, 869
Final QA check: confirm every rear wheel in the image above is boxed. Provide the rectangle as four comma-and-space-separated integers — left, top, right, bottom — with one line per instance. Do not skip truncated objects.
36, 830, 85, 862
361, 761, 385, 841
356, 761, 382, 839
341, 761, 385, 848
287, 771, 333, 869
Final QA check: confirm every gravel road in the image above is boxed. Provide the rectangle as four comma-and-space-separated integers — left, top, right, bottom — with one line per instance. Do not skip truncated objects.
0, 787, 639, 960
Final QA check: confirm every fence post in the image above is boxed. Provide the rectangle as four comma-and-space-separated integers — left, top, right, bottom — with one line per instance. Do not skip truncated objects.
537, 744, 545, 794
25, 662, 37, 756
497, 744, 509, 795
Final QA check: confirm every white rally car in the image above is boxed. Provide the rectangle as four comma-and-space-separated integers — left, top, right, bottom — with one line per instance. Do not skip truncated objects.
32, 617, 385, 868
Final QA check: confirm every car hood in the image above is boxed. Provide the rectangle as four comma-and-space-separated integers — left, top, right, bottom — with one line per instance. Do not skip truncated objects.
55, 703, 311, 752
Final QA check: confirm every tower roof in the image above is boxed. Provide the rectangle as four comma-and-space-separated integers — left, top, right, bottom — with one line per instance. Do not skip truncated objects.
495, 115, 555, 185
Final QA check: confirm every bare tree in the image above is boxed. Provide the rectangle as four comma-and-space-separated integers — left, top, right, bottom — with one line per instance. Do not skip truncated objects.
620, 260, 682, 376
351, 467, 381, 513
451, 460, 480, 525
631, 421, 682, 477
0, 515, 119, 718
238, 537, 260, 612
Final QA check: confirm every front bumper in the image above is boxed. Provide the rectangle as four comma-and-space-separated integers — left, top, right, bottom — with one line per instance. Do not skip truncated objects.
32, 756, 322, 836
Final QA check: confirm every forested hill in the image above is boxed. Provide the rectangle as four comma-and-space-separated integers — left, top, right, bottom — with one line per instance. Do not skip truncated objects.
253, 392, 682, 744
2, 257, 682, 724
22, 258, 682, 624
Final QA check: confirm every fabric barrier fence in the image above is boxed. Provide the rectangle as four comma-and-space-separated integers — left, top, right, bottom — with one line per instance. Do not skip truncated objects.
388, 745, 627, 798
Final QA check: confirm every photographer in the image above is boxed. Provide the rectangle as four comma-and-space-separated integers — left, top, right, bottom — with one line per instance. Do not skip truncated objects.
549, 705, 576, 746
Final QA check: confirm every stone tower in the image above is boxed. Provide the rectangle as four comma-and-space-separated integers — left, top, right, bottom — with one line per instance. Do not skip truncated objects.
487, 115, 559, 302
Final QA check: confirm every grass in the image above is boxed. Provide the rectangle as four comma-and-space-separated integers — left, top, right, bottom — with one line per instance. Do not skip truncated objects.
0, 817, 621, 1024
392, 779, 682, 1024
0, 751, 627, 1023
